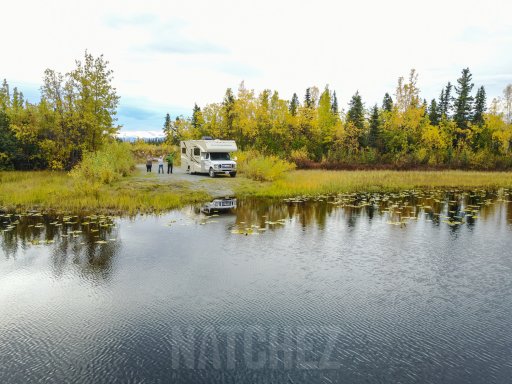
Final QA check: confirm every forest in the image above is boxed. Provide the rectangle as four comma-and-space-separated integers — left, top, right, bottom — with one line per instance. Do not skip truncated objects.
166, 69, 512, 169
1, 53, 512, 171
0, 52, 119, 171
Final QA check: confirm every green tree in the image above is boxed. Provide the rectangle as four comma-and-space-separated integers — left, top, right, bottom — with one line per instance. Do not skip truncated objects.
453, 68, 474, 131
428, 99, 440, 126
472, 86, 486, 127
317, 86, 336, 154
304, 88, 312, 108
164, 113, 172, 132
191, 103, 205, 136
0, 79, 10, 109
439, 82, 453, 118
222, 88, 236, 139
345, 91, 366, 149
368, 104, 380, 148
382, 93, 393, 112
68, 52, 120, 155
0, 108, 17, 169
331, 90, 338, 114
289, 92, 299, 116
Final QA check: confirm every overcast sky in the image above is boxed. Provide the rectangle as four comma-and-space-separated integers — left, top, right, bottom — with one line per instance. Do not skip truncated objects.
2, 0, 512, 133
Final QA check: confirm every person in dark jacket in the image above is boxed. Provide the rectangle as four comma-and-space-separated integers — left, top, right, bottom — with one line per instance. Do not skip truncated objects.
166, 152, 175, 174
146, 157, 152, 172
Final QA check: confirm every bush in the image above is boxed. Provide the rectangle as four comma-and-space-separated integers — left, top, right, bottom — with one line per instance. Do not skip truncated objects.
290, 147, 313, 168
236, 150, 295, 181
70, 141, 135, 185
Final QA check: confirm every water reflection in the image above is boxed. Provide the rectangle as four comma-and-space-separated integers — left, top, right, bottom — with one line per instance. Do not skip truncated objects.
1, 189, 512, 383
0, 212, 119, 281
226, 188, 511, 234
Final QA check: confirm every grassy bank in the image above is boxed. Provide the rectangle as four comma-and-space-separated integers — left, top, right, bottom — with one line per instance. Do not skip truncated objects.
241, 170, 512, 197
1, 169, 511, 213
0, 171, 209, 214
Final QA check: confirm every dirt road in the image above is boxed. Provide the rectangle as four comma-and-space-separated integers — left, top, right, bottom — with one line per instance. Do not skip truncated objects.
133, 164, 255, 198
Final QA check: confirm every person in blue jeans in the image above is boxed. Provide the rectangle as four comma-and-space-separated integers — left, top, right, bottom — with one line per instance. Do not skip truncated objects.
157, 156, 164, 174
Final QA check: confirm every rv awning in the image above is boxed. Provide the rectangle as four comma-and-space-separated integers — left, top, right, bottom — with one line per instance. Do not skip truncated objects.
199, 140, 237, 152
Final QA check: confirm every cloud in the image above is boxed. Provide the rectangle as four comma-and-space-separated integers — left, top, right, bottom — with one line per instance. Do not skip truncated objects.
147, 40, 228, 55
105, 13, 160, 28
215, 61, 261, 77
118, 105, 160, 121
105, 13, 227, 55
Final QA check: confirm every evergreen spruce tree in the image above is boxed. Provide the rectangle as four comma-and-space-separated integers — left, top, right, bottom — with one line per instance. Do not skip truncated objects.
304, 88, 312, 108
163, 113, 172, 131
368, 104, 380, 148
346, 91, 366, 148
289, 93, 299, 116
382, 93, 393, 111
428, 99, 440, 126
0, 79, 10, 110
439, 82, 453, 118
472, 86, 486, 126
331, 90, 339, 114
453, 68, 474, 130
191, 103, 202, 129
222, 88, 236, 138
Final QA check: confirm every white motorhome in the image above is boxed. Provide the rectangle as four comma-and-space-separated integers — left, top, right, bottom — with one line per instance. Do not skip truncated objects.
180, 139, 238, 177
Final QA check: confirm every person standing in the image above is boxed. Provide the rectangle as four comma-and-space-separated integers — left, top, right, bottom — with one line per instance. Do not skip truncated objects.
166, 152, 175, 174
157, 156, 164, 174
146, 157, 152, 172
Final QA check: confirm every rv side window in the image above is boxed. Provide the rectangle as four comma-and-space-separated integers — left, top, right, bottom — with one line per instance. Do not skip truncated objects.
181, 147, 186, 154
193, 147, 200, 157
205, 153, 210, 159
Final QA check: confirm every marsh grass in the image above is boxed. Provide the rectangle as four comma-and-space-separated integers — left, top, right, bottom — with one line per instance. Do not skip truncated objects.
0, 171, 209, 214
1, 169, 511, 213
244, 170, 512, 197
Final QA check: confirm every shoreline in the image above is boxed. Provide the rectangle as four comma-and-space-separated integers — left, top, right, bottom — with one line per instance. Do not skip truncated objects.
1, 168, 511, 214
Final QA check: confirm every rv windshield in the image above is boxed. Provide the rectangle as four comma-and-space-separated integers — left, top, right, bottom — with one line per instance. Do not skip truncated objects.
210, 152, 231, 161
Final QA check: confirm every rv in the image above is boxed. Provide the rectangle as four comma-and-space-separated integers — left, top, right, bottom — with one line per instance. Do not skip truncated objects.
180, 139, 238, 177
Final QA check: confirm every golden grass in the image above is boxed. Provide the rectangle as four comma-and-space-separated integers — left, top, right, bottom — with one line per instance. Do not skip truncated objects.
2, 169, 511, 213
0, 171, 209, 214
243, 170, 512, 197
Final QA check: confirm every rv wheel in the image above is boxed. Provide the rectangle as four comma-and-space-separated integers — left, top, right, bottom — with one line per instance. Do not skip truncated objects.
230, 172, 237, 178
209, 168, 216, 178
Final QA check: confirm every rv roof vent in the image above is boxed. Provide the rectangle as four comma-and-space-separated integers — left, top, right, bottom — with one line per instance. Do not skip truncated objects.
202, 136, 214, 140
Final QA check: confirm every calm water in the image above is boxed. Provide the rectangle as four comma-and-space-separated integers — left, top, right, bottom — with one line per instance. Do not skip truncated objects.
1, 190, 512, 383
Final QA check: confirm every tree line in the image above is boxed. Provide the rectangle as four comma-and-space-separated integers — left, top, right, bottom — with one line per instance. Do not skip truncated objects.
165, 69, 512, 169
0, 52, 119, 170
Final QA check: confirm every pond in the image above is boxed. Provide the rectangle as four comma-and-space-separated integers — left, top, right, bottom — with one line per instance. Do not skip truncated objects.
1, 190, 512, 383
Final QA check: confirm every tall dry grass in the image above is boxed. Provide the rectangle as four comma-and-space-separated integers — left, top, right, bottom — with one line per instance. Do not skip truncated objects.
246, 170, 512, 197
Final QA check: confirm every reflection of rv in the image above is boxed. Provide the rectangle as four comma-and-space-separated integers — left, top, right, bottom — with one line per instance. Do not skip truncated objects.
201, 198, 237, 214
180, 139, 237, 177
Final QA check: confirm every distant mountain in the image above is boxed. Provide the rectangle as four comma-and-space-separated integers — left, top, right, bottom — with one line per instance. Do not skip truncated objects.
117, 130, 166, 142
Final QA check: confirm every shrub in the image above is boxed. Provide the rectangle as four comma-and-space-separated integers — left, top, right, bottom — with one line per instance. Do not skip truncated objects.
70, 141, 135, 185
236, 150, 295, 181
290, 147, 313, 168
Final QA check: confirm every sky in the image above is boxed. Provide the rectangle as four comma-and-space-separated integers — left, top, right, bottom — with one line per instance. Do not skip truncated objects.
2, 0, 512, 135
